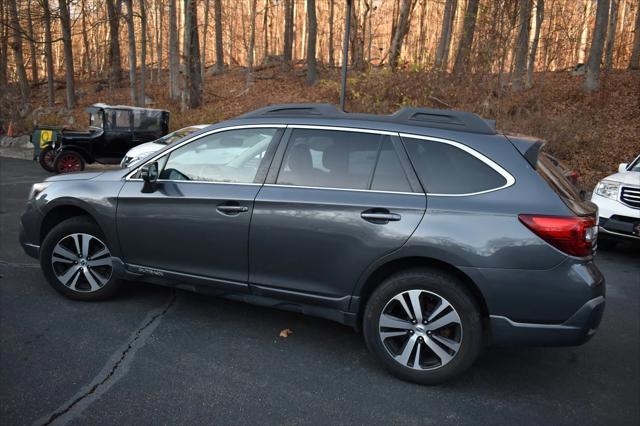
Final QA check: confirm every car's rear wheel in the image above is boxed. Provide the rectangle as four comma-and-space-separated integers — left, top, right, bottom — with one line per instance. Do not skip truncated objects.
38, 147, 57, 172
54, 151, 85, 173
40, 216, 120, 300
363, 269, 483, 385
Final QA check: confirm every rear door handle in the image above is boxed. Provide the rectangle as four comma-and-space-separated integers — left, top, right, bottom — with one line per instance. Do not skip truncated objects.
216, 203, 249, 215
361, 209, 401, 223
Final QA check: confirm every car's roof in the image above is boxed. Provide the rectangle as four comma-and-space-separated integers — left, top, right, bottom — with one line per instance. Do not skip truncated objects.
86, 103, 169, 113
236, 103, 497, 135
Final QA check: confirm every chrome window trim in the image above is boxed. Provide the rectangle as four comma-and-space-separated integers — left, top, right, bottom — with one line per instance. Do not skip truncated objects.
263, 183, 423, 196
124, 124, 287, 181
398, 132, 516, 197
288, 124, 397, 136
127, 178, 263, 186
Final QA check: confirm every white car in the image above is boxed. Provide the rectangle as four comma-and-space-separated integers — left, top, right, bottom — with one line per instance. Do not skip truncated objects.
591, 154, 640, 246
120, 125, 208, 168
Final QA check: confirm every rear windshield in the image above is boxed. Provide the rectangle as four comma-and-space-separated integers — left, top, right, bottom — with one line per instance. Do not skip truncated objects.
536, 154, 594, 216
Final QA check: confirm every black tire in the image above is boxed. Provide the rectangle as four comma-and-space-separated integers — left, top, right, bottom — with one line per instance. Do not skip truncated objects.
40, 216, 120, 301
54, 150, 85, 174
363, 268, 483, 385
38, 147, 57, 172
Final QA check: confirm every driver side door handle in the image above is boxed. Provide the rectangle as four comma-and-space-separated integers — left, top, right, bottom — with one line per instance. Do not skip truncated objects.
216, 202, 249, 215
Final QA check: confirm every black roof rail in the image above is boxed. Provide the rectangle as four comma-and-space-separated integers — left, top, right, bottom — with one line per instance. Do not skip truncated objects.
238, 103, 344, 118
238, 103, 496, 135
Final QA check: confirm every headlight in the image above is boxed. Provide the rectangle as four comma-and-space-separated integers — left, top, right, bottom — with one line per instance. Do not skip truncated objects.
28, 182, 51, 200
594, 180, 620, 200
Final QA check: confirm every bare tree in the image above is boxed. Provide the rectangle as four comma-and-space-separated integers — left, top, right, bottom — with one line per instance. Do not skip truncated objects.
583, 0, 610, 92
0, 0, 7, 90
247, 0, 257, 84
213, 0, 224, 73
58, 0, 76, 108
26, 0, 38, 84
80, 0, 91, 77
307, 0, 318, 84
169, 0, 180, 99
183, 0, 202, 109
453, 0, 480, 75
435, 0, 457, 70
328, 0, 335, 66
631, 1, 640, 69
389, 0, 414, 70
604, 0, 619, 70
202, 0, 210, 76
263, 0, 270, 59
155, 0, 163, 83
526, 0, 544, 88
106, 0, 123, 87
512, 0, 533, 91
140, 0, 148, 104
8, 0, 30, 102
41, 0, 55, 106
283, 0, 294, 66
123, 0, 138, 105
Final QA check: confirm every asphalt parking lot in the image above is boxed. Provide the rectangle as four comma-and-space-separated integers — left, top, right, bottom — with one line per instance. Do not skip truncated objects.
1, 156, 639, 425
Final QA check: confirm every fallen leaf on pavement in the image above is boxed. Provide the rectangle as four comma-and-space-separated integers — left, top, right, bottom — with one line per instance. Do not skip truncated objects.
279, 328, 293, 338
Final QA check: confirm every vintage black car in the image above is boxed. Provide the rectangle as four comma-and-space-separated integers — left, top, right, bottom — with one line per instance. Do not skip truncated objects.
37, 104, 169, 173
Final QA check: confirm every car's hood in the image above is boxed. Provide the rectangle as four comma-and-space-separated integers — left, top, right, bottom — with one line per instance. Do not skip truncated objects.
601, 171, 640, 187
45, 171, 104, 182
126, 142, 165, 158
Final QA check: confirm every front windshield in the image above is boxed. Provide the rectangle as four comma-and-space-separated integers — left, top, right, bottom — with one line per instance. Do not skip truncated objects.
89, 112, 104, 129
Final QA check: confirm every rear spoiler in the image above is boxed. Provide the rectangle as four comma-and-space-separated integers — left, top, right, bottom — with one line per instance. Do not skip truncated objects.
504, 134, 544, 168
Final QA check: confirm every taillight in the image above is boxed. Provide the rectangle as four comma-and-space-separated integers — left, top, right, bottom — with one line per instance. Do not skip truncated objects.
518, 215, 597, 257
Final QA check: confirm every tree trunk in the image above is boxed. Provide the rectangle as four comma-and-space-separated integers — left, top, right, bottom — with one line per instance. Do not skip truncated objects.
140, 0, 148, 105
27, 0, 38, 84
328, 0, 335, 66
155, 0, 163, 83
247, 0, 257, 84
123, 0, 138, 105
526, 0, 544, 88
604, 0, 618, 70
263, 0, 270, 60
213, 0, 224, 72
106, 0, 123, 87
80, 0, 91, 77
202, 0, 210, 76
283, 0, 294, 66
452, 0, 480, 75
389, 0, 414, 70
182, 0, 202, 109
583, 0, 610, 92
0, 0, 7, 90
41, 0, 55, 106
578, 0, 592, 64
631, 0, 640, 69
512, 0, 532, 91
169, 0, 180, 99
306, 0, 318, 84
8, 0, 30, 102
58, 0, 76, 109
435, 0, 457, 70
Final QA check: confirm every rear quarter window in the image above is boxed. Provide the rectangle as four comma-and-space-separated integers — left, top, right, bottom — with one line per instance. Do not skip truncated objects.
402, 136, 508, 194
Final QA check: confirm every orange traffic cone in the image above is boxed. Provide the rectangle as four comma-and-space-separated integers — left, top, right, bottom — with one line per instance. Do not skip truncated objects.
7, 121, 15, 137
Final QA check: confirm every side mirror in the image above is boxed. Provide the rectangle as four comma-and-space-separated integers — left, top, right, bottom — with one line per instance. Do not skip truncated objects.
140, 162, 158, 182
140, 162, 158, 192
618, 163, 628, 173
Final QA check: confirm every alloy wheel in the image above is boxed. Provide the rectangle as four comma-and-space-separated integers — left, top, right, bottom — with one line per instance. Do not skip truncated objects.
51, 233, 113, 292
378, 289, 463, 370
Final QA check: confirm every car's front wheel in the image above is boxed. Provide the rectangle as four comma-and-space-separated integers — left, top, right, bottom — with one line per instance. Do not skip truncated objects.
363, 269, 483, 385
54, 150, 85, 173
40, 216, 120, 300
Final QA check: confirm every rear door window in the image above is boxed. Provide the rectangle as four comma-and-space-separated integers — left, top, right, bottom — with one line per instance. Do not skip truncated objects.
402, 136, 508, 194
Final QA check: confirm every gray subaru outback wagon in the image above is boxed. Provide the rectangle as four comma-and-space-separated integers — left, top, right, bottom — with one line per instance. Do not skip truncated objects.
20, 104, 605, 384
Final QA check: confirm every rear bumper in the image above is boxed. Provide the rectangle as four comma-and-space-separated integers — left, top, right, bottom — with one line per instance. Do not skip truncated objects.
490, 295, 605, 346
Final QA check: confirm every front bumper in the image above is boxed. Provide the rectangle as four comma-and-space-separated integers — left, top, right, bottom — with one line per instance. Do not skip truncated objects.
19, 221, 40, 259
490, 296, 605, 346
592, 192, 640, 241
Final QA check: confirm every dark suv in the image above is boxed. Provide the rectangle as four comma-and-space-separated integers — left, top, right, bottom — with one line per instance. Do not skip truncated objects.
20, 104, 605, 384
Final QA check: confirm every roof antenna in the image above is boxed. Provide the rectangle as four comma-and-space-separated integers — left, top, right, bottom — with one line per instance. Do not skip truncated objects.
339, 0, 352, 112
